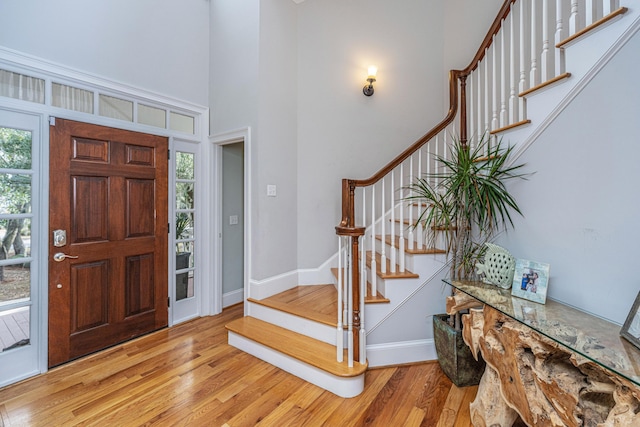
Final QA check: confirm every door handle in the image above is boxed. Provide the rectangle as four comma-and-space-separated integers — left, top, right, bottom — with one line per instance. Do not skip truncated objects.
53, 252, 79, 262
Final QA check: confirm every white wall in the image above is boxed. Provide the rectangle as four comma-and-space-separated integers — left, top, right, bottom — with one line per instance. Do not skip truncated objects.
496, 29, 640, 324
295, 0, 447, 268
0, 0, 210, 106
210, 0, 298, 280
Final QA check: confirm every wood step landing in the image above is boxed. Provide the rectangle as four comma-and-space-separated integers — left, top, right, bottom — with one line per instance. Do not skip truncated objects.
248, 285, 338, 327
331, 268, 390, 304
226, 316, 367, 398
376, 234, 446, 255
366, 251, 419, 279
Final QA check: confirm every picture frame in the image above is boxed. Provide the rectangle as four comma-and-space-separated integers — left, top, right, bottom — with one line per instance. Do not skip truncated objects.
621, 291, 640, 350
510, 259, 550, 304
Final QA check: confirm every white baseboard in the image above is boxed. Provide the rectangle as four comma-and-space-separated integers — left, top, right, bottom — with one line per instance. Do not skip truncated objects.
366, 339, 437, 368
249, 254, 338, 300
222, 288, 244, 308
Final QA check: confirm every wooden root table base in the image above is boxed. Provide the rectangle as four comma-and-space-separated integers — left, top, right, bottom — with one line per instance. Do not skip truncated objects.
459, 305, 640, 427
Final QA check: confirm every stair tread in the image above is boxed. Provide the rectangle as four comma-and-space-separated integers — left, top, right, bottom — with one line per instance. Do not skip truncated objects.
248, 285, 337, 327
366, 251, 419, 279
331, 268, 390, 304
226, 316, 367, 377
375, 235, 446, 255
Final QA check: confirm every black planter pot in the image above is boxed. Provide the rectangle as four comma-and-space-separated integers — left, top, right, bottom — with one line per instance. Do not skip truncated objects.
433, 313, 486, 387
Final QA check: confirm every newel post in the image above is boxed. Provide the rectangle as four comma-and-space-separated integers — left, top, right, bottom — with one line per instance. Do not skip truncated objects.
336, 178, 365, 363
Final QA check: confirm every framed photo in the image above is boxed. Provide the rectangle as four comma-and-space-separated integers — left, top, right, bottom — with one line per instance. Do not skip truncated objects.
511, 259, 550, 304
621, 291, 640, 350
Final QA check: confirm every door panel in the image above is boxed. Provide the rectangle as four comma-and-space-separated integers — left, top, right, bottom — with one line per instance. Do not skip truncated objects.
49, 118, 168, 367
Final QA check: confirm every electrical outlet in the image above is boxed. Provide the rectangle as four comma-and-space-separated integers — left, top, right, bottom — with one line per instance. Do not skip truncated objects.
267, 185, 277, 197
229, 215, 238, 225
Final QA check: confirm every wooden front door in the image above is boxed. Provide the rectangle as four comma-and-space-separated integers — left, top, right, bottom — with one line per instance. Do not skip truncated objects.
48, 119, 168, 367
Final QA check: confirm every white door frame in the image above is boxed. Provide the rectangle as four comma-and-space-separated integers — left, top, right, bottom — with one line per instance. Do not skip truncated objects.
210, 128, 251, 315
0, 107, 48, 387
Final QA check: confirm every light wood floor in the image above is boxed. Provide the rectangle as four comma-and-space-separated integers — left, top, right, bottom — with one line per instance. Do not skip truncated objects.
0, 304, 480, 426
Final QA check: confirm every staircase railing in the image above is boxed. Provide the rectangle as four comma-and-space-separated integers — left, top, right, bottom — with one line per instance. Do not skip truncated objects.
335, 0, 625, 366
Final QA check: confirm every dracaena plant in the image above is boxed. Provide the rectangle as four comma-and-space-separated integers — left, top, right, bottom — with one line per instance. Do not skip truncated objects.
406, 134, 528, 282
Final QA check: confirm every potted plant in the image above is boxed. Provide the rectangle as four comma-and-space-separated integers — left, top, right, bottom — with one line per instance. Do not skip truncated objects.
407, 134, 527, 386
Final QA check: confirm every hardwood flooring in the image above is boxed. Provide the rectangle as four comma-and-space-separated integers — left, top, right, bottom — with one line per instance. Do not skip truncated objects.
0, 304, 480, 426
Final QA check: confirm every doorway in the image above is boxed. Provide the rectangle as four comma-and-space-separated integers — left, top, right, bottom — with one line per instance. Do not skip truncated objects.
221, 142, 244, 308
48, 118, 168, 367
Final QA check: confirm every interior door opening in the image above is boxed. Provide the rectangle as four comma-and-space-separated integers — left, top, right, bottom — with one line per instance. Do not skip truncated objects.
221, 142, 244, 308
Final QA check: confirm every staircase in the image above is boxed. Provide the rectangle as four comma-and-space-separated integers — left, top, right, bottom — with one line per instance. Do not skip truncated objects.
227, 0, 640, 398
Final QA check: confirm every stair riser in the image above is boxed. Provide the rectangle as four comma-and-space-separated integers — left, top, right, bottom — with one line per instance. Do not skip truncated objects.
228, 332, 365, 398
248, 302, 337, 346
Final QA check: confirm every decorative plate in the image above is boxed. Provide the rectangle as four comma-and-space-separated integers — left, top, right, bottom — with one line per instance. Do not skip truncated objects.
475, 243, 516, 289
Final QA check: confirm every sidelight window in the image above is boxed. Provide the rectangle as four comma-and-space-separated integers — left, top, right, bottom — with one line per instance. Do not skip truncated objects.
175, 151, 195, 301
0, 126, 34, 352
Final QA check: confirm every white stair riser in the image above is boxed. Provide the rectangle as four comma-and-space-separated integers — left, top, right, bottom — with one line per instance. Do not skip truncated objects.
248, 302, 337, 346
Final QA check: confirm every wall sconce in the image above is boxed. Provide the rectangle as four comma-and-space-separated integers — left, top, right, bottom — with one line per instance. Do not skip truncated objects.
363, 65, 377, 96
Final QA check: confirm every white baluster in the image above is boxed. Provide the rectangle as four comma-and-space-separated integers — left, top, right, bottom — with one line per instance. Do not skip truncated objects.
359, 251, 366, 363
603, 0, 613, 16
555, 0, 566, 75
530, 0, 539, 88
389, 170, 396, 273
541, 0, 551, 81
477, 61, 483, 137
509, 4, 518, 123
380, 177, 387, 274
370, 184, 377, 297
347, 242, 353, 368
519, 0, 528, 121
399, 163, 405, 273
491, 39, 499, 132
500, 20, 508, 128
585, 0, 595, 26
484, 52, 491, 134
337, 237, 343, 362
407, 156, 414, 251
361, 188, 367, 298
469, 68, 476, 140
569, 0, 579, 36
416, 148, 424, 250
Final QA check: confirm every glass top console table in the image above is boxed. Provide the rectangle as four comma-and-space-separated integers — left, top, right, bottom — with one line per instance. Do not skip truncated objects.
443, 279, 640, 388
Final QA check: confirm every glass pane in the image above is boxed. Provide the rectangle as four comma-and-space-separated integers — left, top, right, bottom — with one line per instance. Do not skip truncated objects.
52, 83, 94, 114
176, 270, 194, 301
138, 104, 166, 128
170, 112, 195, 134
175, 212, 194, 240
0, 218, 31, 259
0, 262, 31, 303
0, 69, 44, 104
0, 306, 30, 352
0, 175, 31, 215
99, 94, 133, 122
176, 183, 194, 210
0, 127, 32, 169
176, 152, 194, 180
175, 241, 194, 260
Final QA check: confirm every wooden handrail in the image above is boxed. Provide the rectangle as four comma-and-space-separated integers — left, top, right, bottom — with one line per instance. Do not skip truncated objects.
349, 69, 464, 189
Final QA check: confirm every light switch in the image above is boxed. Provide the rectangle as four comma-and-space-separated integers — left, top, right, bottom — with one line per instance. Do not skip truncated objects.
229, 215, 239, 225
267, 185, 277, 197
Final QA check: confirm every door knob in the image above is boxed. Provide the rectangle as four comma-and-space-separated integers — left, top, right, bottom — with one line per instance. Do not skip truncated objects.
53, 252, 79, 262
